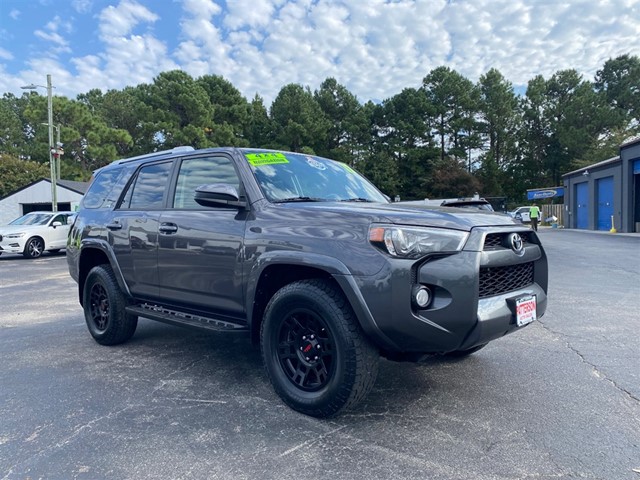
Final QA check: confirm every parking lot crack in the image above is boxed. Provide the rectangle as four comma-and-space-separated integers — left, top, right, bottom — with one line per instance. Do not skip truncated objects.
537, 320, 640, 405
278, 425, 347, 457
55, 405, 138, 448
1, 405, 141, 479
151, 357, 211, 395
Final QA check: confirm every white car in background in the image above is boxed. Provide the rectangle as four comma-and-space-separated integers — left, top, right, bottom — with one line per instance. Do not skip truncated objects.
0, 211, 76, 259
508, 206, 531, 223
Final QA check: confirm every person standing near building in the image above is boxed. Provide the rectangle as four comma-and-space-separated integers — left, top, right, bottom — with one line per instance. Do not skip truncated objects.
530, 204, 541, 231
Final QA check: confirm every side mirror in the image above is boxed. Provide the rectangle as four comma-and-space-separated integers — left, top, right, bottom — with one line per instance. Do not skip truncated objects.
52, 221, 62, 228
194, 184, 247, 208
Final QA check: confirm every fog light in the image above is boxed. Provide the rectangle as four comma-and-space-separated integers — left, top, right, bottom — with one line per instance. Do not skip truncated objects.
413, 286, 432, 308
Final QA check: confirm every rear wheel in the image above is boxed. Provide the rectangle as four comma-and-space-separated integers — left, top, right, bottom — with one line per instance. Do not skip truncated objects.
23, 237, 44, 258
83, 264, 138, 345
261, 279, 379, 418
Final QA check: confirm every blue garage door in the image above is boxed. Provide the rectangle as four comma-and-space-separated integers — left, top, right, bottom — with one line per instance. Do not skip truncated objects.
575, 182, 588, 229
596, 176, 614, 231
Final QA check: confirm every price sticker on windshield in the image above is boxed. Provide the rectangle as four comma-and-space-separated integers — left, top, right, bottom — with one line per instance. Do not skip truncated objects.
246, 152, 289, 167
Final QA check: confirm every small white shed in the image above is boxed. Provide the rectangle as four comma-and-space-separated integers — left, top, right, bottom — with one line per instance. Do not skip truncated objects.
0, 178, 88, 225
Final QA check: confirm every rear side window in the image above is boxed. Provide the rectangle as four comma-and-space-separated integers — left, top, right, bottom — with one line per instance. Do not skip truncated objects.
173, 156, 240, 209
119, 162, 172, 210
82, 168, 126, 209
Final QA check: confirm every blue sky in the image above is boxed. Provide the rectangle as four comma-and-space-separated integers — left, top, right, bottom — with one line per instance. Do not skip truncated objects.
1, 0, 638, 105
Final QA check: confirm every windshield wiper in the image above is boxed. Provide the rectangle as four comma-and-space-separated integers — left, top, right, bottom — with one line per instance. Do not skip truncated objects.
340, 197, 374, 202
273, 196, 325, 203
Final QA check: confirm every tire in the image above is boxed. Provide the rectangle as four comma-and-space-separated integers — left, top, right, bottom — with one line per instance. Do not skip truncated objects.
442, 343, 487, 358
261, 279, 379, 418
83, 264, 138, 346
23, 237, 44, 258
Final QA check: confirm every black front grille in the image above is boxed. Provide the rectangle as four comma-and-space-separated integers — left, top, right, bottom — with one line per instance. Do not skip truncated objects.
483, 231, 531, 250
483, 234, 502, 249
479, 262, 534, 298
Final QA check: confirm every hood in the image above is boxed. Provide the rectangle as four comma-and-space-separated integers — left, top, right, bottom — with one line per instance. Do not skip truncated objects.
278, 202, 520, 231
0, 224, 48, 234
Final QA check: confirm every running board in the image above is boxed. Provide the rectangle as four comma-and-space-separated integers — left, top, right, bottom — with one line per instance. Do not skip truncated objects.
126, 303, 248, 332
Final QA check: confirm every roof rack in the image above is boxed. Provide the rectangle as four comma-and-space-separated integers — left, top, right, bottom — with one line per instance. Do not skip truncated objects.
112, 146, 195, 165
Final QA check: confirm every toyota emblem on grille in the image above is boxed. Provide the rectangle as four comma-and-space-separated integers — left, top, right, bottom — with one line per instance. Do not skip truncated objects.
509, 233, 524, 256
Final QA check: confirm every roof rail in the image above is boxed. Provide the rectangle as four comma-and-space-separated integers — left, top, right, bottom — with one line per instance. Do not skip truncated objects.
170, 146, 195, 154
112, 146, 195, 165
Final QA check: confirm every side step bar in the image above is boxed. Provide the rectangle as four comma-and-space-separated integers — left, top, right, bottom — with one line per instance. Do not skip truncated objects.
126, 303, 249, 332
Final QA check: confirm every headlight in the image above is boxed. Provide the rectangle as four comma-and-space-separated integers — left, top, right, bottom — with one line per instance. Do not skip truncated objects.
6, 232, 26, 239
369, 225, 468, 259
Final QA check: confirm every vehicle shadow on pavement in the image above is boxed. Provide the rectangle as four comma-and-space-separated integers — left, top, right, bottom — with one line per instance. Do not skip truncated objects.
345, 350, 494, 418
111, 318, 452, 417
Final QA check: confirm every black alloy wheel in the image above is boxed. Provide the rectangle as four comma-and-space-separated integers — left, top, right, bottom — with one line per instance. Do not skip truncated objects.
89, 282, 110, 332
261, 279, 379, 418
276, 309, 335, 392
83, 264, 138, 345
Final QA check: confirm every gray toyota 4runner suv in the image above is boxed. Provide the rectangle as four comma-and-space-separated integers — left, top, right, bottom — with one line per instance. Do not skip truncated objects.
67, 147, 548, 418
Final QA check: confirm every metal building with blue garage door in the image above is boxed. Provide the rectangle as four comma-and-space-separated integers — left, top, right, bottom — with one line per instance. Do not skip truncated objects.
562, 137, 640, 233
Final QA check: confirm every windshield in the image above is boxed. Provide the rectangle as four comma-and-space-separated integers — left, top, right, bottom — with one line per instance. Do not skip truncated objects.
453, 203, 494, 211
244, 151, 388, 203
9, 213, 53, 226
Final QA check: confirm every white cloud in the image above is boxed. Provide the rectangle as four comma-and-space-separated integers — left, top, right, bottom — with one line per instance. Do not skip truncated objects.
45, 16, 74, 35
166, 0, 640, 105
9, 9, 20, 20
90, 0, 176, 90
101, 34, 178, 87
98, 0, 159, 39
71, 0, 93, 14
219, 0, 453, 103
18, 57, 74, 94
182, 0, 221, 18
223, 0, 281, 29
175, 0, 235, 77
34, 29, 68, 46
71, 54, 103, 79
432, 0, 640, 88
0, 47, 14, 61
33, 15, 72, 54
3, 0, 639, 107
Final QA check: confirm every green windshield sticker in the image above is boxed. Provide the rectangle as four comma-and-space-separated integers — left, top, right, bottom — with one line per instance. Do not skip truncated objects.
338, 162, 357, 174
246, 152, 289, 166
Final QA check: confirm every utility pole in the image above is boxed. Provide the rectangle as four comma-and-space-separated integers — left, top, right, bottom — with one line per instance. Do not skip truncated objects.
47, 74, 57, 211
21, 74, 57, 212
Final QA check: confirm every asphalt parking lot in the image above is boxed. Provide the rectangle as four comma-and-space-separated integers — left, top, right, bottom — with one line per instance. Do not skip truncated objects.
1, 229, 639, 480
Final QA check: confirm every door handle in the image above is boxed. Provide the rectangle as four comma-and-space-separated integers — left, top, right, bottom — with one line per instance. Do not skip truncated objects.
106, 221, 122, 230
159, 223, 178, 234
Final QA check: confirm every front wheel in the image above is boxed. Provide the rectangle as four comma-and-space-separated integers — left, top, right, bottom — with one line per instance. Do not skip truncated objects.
83, 264, 138, 345
261, 279, 379, 418
23, 237, 44, 258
